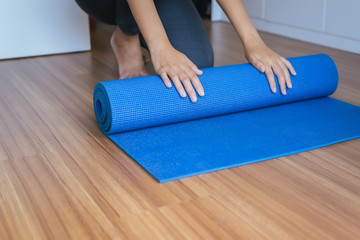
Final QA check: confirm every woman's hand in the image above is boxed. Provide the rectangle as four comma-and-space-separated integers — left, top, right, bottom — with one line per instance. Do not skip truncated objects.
151, 44, 204, 102
215, 0, 296, 94
245, 40, 296, 95
126, 0, 204, 102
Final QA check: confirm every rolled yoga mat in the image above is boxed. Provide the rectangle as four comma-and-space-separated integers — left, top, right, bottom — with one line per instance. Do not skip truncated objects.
94, 54, 360, 182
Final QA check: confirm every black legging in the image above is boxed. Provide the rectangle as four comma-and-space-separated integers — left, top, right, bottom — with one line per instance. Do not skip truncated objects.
75, 0, 214, 68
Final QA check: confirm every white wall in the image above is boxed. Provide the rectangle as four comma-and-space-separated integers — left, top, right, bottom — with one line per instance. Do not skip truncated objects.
0, 0, 91, 60
211, 0, 360, 54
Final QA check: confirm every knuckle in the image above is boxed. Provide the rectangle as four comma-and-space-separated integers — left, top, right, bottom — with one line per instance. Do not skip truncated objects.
283, 70, 290, 77
193, 83, 201, 90
161, 64, 169, 71
190, 74, 198, 81
180, 74, 190, 82
183, 79, 191, 85
266, 72, 274, 80
266, 60, 274, 65
179, 78, 186, 83
168, 70, 177, 78
193, 79, 201, 86
276, 68, 284, 76
269, 79, 276, 85
188, 88, 196, 94
174, 82, 182, 88
278, 74, 285, 82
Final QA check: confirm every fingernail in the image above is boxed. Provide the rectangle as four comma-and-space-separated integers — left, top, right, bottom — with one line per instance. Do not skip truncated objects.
166, 82, 172, 88
199, 89, 205, 96
272, 87, 276, 93
191, 95, 197, 102
193, 67, 203, 75
180, 89, 186, 97
282, 89, 287, 95
289, 83, 293, 88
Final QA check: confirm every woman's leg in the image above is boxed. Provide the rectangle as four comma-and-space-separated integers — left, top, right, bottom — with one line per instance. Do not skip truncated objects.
75, 0, 147, 78
152, 0, 214, 68
75, 0, 117, 25
75, 0, 213, 77
110, 26, 148, 78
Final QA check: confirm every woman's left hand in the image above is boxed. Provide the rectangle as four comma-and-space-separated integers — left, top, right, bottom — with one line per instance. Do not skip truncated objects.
245, 41, 296, 95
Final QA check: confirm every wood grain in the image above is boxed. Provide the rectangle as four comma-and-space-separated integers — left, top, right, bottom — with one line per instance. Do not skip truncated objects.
0, 20, 359, 239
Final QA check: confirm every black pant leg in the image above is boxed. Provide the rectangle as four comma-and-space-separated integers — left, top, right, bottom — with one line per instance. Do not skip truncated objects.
75, 0, 213, 68
75, 0, 140, 35
75, 0, 116, 25
115, 0, 140, 35
154, 0, 214, 68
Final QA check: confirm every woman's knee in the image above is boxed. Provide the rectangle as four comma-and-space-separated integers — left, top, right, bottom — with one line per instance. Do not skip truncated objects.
189, 42, 214, 69
199, 44, 214, 68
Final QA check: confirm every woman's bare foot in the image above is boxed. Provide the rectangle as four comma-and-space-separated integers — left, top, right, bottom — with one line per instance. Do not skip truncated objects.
110, 27, 148, 79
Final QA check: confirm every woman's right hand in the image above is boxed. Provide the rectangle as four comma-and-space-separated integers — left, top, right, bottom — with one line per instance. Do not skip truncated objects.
151, 44, 204, 102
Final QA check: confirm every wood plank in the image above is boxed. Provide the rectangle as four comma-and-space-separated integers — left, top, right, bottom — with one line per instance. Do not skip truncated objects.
0, 20, 359, 239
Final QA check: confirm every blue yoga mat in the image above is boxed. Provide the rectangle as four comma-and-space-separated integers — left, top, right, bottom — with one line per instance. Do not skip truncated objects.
94, 54, 360, 182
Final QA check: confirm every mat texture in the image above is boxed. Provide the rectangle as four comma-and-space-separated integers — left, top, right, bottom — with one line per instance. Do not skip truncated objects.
93, 54, 360, 182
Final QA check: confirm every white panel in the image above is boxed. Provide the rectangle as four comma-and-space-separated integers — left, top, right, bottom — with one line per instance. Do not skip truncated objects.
243, 0, 264, 18
211, 0, 229, 22
265, 0, 325, 31
0, 0, 90, 60
210, 0, 359, 53
251, 18, 360, 54
211, 0, 224, 21
325, 0, 360, 40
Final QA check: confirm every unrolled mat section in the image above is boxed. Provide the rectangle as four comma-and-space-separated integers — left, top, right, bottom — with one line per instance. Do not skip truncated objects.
93, 54, 360, 182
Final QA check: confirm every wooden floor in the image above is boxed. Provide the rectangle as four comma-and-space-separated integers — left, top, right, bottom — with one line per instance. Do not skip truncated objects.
1, 20, 360, 239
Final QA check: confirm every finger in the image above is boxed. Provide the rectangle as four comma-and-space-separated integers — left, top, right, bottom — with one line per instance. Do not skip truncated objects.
169, 73, 186, 98
187, 68, 205, 97
280, 57, 296, 76
159, 71, 172, 88
188, 60, 203, 75
265, 68, 277, 93
249, 55, 266, 73
191, 66, 203, 75
272, 64, 287, 95
182, 79, 197, 102
180, 72, 197, 102
278, 60, 292, 89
